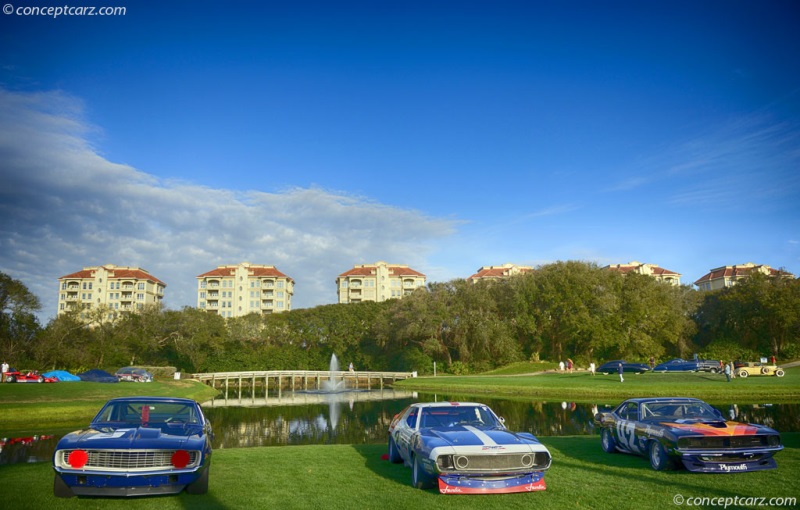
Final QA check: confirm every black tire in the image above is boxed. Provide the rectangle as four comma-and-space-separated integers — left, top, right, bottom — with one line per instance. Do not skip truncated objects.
54, 475, 74, 498
709, 368, 718, 374
37, 376, 44, 383
6, 376, 15, 383
761, 367, 770, 375
776, 369, 785, 377
412, 455, 435, 489
601, 428, 617, 453
185, 467, 209, 495
388, 436, 402, 463
649, 441, 674, 471
738, 370, 748, 378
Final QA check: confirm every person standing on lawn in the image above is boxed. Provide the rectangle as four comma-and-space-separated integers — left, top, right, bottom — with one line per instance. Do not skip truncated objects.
618, 362, 624, 383
724, 362, 731, 382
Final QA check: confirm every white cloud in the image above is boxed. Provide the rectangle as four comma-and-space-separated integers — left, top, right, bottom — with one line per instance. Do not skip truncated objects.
0, 88, 455, 322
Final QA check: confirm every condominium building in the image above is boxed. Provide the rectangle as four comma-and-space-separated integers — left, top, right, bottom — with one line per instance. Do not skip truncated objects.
57, 265, 166, 319
604, 261, 681, 285
694, 262, 794, 291
467, 263, 534, 282
196, 262, 294, 317
336, 261, 426, 303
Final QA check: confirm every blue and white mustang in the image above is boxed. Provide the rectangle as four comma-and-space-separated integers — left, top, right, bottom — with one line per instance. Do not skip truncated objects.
387, 402, 551, 494
53, 396, 213, 497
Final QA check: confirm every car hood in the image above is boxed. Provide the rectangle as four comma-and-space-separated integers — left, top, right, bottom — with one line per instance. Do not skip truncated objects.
657, 420, 770, 436
60, 427, 196, 449
424, 426, 540, 448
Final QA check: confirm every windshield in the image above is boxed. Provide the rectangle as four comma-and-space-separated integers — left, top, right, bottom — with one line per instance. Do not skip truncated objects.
93, 400, 200, 427
419, 405, 501, 429
641, 401, 720, 421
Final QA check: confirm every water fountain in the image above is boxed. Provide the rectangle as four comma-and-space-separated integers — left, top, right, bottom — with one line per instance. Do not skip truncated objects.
321, 353, 347, 393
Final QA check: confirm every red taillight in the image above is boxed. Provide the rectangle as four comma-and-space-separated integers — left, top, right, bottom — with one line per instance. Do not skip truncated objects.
68, 450, 88, 468
171, 450, 190, 468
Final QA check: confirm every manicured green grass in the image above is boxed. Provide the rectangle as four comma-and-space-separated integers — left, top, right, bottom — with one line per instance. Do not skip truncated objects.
397, 367, 800, 403
480, 361, 560, 375
2, 434, 797, 509
0, 380, 219, 435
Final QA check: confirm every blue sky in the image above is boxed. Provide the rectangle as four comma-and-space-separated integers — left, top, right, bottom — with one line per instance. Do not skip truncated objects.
1, 0, 799, 322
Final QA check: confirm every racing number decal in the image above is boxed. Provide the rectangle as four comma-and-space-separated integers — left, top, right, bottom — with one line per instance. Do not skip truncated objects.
615, 420, 638, 453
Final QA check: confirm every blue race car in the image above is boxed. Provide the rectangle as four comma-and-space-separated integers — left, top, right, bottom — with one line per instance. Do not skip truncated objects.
595, 397, 783, 472
53, 396, 212, 497
388, 402, 552, 494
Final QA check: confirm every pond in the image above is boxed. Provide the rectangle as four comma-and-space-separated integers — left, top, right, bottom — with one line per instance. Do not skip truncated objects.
2, 388, 797, 465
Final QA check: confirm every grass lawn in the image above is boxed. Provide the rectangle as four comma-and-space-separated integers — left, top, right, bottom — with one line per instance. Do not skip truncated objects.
0, 380, 219, 435
1, 434, 797, 510
396, 367, 800, 403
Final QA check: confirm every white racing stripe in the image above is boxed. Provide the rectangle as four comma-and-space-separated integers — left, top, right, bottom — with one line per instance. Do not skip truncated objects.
464, 425, 497, 446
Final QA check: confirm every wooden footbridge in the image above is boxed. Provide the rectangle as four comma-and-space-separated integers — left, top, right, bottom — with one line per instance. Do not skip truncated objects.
191, 370, 415, 398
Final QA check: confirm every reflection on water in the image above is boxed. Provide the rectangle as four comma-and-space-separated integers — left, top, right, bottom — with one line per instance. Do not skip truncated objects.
204, 391, 800, 450
2, 393, 798, 465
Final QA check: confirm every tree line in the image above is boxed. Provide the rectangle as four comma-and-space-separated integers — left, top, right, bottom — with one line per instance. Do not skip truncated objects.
1, 261, 798, 375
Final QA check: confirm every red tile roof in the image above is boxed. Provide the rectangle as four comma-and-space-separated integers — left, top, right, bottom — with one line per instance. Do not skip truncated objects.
338, 264, 425, 278
605, 263, 680, 276
59, 267, 166, 285
468, 266, 533, 280
694, 264, 792, 285
197, 265, 293, 282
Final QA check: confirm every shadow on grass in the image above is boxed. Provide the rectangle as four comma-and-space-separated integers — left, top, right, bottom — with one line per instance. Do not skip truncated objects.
543, 434, 799, 506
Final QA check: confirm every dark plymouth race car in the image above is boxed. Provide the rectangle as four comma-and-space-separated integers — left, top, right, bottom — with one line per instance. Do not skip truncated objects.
595, 397, 783, 473
53, 396, 212, 497
3, 369, 58, 383
388, 402, 552, 494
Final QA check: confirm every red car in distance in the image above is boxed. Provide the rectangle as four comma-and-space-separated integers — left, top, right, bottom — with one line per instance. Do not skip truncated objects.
2, 368, 58, 383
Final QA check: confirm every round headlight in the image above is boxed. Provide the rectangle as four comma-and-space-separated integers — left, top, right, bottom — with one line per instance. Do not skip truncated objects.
520, 453, 534, 468
171, 450, 189, 469
171, 450, 190, 468
68, 450, 88, 468
454, 455, 469, 469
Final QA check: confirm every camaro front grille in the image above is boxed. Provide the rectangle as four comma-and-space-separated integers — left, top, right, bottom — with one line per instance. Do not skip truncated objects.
437, 452, 551, 473
56, 449, 200, 471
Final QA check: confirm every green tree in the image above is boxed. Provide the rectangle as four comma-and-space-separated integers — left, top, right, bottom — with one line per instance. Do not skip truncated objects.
0, 272, 42, 364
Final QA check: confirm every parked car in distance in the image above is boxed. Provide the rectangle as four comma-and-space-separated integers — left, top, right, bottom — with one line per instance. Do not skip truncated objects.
388, 402, 552, 494
735, 362, 785, 378
53, 396, 213, 497
652, 358, 721, 373
115, 367, 154, 382
3, 369, 58, 383
595, 397, 783, 472
596, 360, 650, 375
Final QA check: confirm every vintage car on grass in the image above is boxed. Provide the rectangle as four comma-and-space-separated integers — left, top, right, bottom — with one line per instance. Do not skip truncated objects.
735, 362, 785, 378
115, 366, 154, 382
53, 396, 212, 497
653, 358, 721, 373
3, 368, 58, 383
387, 402, 551, 494
595, 397, 783, 473
596, 360, 650, 375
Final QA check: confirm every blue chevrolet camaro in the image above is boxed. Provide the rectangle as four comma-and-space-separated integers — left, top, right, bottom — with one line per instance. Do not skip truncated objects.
53, 396, 213, 497
388, 402, 552, 494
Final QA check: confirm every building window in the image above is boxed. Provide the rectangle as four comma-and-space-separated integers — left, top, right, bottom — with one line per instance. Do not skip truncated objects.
137, 293, 144, 300
276, 301, 283, 309
342, 280, 348, 288
200, 281, 207, 288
